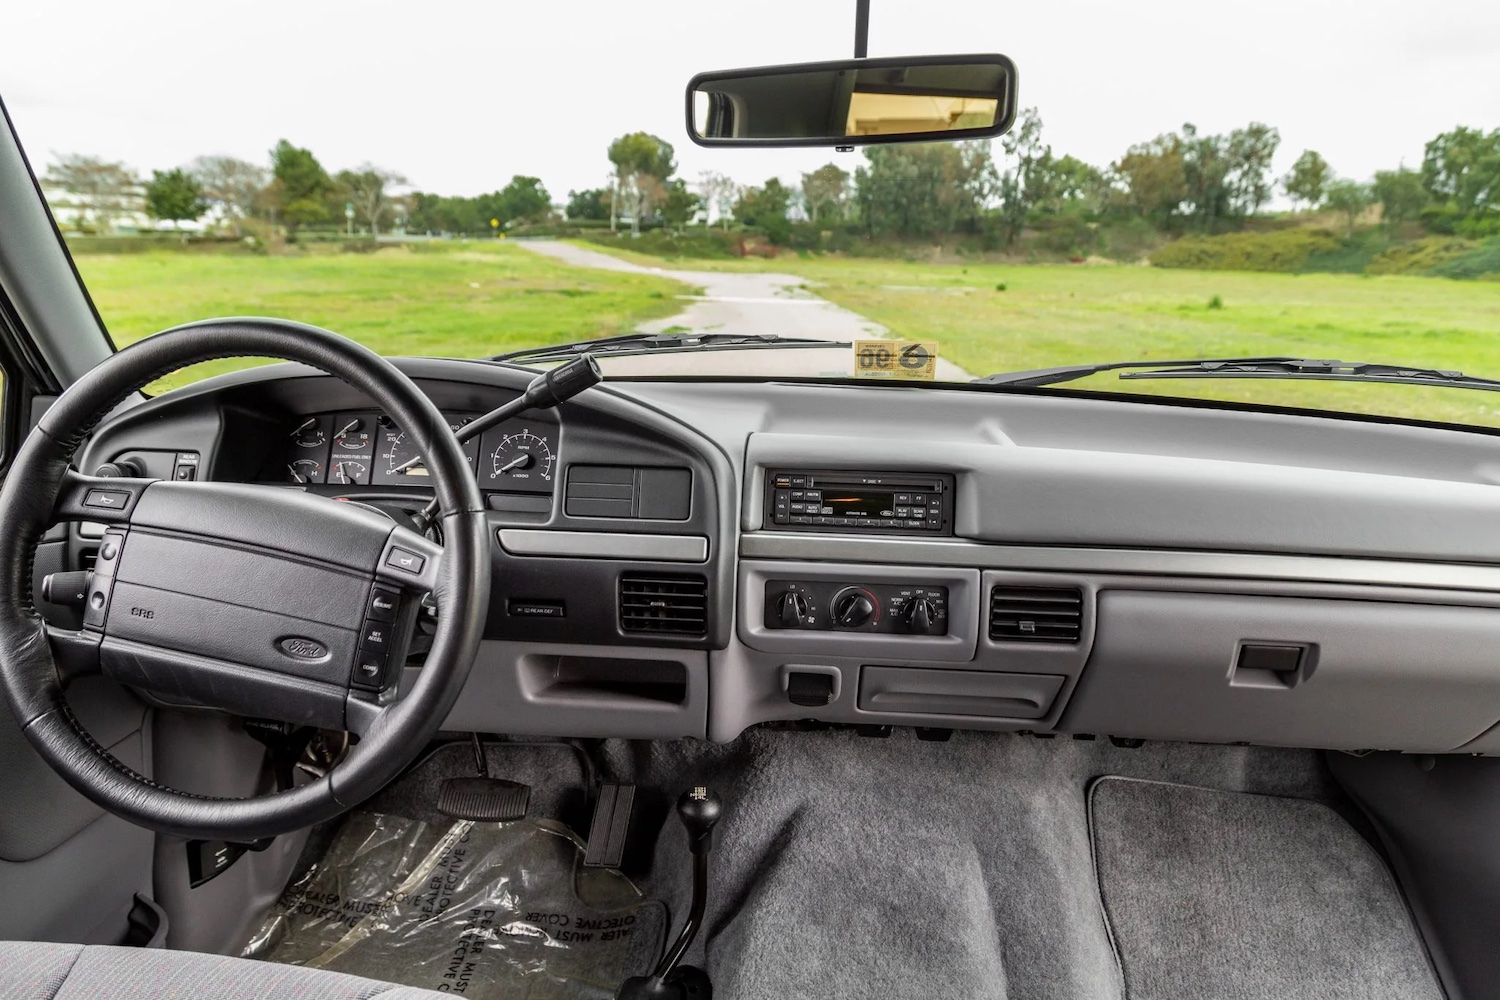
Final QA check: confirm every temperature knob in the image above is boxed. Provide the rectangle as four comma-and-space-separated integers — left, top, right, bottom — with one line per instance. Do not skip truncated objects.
831, 587, 877, 628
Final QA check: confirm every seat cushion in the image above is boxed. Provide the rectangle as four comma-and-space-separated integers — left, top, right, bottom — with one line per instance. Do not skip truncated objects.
0, 941, 447, 1000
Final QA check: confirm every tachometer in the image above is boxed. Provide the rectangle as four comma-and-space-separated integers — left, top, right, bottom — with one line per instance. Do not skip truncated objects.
489, 430, 555, 484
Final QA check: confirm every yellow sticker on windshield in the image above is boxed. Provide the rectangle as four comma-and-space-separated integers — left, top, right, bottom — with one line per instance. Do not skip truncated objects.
853, 340, 939, 380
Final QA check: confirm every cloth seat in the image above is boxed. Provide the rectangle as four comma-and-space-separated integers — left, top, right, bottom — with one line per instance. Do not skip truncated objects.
0, 941, 447, 999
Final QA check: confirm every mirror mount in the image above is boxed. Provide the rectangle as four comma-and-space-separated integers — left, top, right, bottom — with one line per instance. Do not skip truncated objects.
854, 0, 870, 58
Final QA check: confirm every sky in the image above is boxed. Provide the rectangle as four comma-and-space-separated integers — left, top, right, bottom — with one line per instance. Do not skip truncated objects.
3, 0, 1498, 201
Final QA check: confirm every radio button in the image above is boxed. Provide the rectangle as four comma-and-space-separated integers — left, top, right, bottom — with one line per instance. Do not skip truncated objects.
895, 492, 912, 504
805, 491, 822, 504
927, 517, 942, 529
906, 519, 925, 529
791, 476, 807, 487
790, 490, 803, 500
911, 493, 929, 505
792, 515, 810, 524
895, 506, 910, 518
774, 475, 793, 488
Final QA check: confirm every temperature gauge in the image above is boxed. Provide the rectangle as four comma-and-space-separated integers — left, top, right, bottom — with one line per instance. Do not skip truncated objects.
284, 415, 333, 483
287, 459, 323, 484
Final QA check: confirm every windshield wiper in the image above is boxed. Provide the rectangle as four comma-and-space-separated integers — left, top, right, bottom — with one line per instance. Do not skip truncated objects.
974, 356, 1500, 393
491, 332, 847, 364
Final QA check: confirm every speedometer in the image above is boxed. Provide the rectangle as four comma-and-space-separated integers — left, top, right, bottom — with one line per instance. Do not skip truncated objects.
489, 430, 555, 484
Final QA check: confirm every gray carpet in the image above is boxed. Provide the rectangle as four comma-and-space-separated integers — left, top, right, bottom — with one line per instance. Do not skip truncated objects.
609, 729, 1349, 1000
284, 729, 1434, 1000
1089, 777, 1442, 1000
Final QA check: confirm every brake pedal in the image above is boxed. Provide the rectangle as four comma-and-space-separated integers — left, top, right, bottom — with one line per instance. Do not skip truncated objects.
437, 733, 531, 822
438, 776, 531, 822
584, 783, 636, 868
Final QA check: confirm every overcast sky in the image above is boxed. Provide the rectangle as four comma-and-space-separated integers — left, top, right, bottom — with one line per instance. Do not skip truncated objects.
3, 0, 1497, 200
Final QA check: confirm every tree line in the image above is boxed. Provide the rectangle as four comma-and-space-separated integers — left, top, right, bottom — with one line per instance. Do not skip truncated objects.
688, 112, 1499, 248
42, 115, 1500, 250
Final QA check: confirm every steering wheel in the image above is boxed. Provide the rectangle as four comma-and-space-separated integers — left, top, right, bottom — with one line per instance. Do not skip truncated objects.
0, 318, 491, 842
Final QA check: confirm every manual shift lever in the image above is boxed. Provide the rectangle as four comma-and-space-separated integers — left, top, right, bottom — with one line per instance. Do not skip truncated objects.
617, 787, 722, 1000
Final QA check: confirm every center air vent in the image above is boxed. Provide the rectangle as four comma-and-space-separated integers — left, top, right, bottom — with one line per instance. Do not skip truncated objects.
619, 573, 708, 636
989, 586, 1083, 643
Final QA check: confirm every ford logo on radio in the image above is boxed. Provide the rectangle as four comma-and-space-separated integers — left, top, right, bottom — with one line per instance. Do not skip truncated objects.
276, 636, 328, 661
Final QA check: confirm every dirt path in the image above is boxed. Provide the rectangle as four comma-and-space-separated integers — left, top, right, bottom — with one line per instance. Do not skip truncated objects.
518, 240, 971, 380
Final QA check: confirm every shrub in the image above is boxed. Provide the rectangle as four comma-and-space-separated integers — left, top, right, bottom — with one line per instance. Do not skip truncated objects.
1429, 239, 1500, 280
1366, 237, 1479, 275
1150, 229, 1341, 272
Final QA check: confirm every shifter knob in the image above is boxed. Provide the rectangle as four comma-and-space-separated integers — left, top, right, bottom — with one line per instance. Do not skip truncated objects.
676, 787, 722, 855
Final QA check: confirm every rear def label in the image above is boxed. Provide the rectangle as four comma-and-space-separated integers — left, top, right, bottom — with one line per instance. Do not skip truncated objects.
277, 636, 330, 661
853, 340, 938, 381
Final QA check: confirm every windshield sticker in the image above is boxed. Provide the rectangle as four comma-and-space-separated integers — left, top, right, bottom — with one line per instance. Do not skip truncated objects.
854, 340, 939, 381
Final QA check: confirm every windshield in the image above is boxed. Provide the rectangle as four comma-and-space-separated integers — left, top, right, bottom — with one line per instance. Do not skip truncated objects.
4, 3, 1499, 426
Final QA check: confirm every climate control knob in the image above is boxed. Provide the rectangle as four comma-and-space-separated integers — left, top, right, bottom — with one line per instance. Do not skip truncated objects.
831, 587, 877, 628
777, 590, 812, 627
904, 598, 938, 634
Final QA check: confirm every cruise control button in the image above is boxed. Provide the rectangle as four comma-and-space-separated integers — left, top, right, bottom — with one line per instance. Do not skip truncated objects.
83, 489, 131, 510
385, 547, 426, 574
352, 648, 388, 689
368, 587, 399, 622
360, 621, 392, 654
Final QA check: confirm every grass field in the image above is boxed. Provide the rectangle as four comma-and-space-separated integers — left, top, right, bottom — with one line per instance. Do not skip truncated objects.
75, 238, 1500, 427
577, 241, 1500, 428
73, 241, 690, 391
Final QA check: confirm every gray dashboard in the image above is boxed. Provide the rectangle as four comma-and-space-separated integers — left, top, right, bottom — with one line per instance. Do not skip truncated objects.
49, 358, 1500, 756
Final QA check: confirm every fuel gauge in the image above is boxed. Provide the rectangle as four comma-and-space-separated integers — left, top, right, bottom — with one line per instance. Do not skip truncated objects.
329, 459, 370, 485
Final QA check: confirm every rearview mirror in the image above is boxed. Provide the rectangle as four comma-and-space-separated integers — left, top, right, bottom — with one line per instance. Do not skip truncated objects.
686, 54, 1018, 148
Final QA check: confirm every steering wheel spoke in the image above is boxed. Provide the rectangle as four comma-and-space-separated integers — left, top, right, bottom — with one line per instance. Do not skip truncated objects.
47, 625, 102, 686
51, 469, 154, 527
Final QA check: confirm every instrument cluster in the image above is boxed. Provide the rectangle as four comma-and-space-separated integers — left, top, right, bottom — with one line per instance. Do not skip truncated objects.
283, 410, 559, 494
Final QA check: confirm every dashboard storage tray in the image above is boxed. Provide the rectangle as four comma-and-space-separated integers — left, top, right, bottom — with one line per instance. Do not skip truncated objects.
857, 666, 1065, 720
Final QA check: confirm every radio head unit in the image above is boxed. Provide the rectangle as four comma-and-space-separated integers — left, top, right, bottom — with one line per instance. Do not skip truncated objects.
765, 470, 955, 535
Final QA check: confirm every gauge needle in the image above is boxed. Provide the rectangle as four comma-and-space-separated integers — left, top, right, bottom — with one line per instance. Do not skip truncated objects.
333, 462, 343, 481
498, 455, 529, 473
287, 464, 307, 484
336, 420, 359, 438
292, 417, 316, 438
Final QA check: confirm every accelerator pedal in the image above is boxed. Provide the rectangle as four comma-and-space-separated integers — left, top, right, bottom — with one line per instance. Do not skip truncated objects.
584, 783, 636, 868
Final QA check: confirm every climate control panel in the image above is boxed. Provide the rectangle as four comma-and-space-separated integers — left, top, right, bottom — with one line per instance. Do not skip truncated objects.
763, 580, 950, 635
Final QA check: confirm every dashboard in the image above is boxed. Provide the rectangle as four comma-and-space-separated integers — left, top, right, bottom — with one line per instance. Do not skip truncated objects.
38, 356, 1500, 757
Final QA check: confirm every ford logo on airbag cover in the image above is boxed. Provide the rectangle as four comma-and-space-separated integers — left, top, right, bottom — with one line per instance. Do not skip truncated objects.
277, 636, 329, 661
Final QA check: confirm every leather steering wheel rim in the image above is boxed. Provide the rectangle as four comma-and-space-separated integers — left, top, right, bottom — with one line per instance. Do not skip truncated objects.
0, 318, 491, 841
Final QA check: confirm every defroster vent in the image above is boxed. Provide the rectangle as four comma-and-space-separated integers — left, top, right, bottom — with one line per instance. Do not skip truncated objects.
989, 586, 1083, 643
619, 573, 708, 636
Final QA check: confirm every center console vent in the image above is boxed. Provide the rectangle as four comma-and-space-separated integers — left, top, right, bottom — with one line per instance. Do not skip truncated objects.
989, 586, 1083, 643
620, 573, 708, 636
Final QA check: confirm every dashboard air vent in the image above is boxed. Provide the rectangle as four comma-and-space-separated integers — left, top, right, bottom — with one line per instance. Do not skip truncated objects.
619, 573, 709, 636
989, 586, 1083, 643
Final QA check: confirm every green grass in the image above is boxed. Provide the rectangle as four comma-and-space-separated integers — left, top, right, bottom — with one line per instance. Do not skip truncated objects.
74, 242, 691, 391
74, 237, 1500, 429
573, 241, 1500, 428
